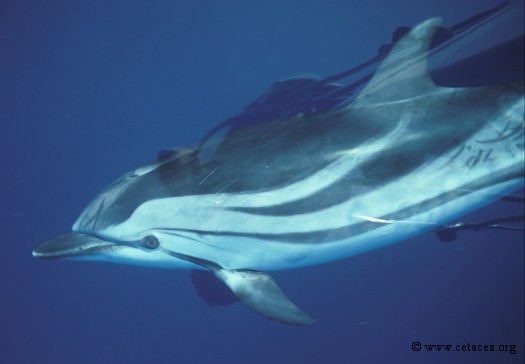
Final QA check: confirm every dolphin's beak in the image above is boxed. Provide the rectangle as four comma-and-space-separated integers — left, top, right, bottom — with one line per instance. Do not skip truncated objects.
33, 233, 114, 259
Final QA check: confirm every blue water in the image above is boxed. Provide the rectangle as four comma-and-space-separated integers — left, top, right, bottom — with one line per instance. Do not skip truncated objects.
1, 1, 523, 363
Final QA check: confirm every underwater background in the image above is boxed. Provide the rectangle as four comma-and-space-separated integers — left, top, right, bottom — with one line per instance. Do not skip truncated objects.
1, 0, 523, 363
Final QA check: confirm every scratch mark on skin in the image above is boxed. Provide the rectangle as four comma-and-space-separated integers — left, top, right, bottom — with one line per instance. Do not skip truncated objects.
470, 149, 483, 168
198, 165, 220, 186
483, 148, 493, 162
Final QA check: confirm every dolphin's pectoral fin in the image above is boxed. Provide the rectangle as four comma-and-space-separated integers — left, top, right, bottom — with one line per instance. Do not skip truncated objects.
213, 268, 316, 326
164, 250, 315, 324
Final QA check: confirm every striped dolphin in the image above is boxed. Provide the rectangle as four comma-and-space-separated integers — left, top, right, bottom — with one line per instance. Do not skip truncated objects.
33, 17, 524, 325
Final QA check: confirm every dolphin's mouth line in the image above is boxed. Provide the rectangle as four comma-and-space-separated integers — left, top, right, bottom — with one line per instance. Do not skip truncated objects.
32, 231, 163, 259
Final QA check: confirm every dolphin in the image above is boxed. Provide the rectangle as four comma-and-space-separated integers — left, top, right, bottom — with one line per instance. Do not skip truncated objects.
33, 17, 524, 325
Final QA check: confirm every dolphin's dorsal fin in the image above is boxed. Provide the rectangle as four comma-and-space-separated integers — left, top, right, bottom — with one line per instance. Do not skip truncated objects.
214, 268, 316, 325
354, 17, 444, 106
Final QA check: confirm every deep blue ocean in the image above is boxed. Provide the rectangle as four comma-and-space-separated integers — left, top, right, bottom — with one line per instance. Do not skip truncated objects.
1, 1, 523, 363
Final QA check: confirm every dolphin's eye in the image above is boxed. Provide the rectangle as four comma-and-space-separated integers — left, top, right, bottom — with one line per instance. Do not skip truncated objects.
142, 235, 159, 250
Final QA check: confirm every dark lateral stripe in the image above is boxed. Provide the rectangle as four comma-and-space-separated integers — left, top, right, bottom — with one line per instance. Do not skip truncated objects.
159, 166, 523, 245
225, 121, 489, 218
226, 175, 376, 217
